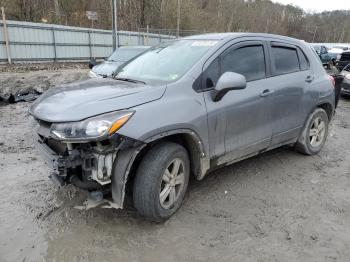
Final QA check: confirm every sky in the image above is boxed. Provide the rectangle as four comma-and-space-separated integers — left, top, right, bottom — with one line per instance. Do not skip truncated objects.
271, 0, 350, 13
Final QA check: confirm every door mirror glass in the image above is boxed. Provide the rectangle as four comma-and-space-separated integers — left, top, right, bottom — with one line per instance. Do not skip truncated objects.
212, 72, 246, 102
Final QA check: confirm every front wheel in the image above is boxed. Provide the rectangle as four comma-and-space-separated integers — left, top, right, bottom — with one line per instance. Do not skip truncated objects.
295, 108, 329, 155
133, 142, 190, 222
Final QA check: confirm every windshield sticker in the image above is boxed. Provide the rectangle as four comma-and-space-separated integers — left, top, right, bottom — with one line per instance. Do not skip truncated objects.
191, 41, 218, 47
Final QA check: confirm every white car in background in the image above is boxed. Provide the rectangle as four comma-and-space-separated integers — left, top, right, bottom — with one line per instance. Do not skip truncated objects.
328, 45, 350, 62
89, 46, 150, 78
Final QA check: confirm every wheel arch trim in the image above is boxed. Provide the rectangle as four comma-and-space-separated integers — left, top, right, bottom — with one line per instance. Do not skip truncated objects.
143, 129, 210, 180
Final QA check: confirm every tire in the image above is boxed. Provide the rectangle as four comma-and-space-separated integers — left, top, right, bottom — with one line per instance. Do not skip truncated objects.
133, 142, 190, 222
295, 108, 329, 155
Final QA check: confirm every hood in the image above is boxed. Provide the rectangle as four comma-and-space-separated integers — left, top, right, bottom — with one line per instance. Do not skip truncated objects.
30, 78, 166, 122
92, 61, 123, 76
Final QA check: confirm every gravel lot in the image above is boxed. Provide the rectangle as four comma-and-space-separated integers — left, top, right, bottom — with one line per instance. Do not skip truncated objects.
1, 69, 350, 262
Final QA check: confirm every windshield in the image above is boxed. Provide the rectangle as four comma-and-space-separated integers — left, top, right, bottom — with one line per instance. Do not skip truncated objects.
108, 48, 145, 62
116, 39, 218, 83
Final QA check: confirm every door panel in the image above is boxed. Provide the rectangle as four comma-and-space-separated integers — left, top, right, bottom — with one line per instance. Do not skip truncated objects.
223, 79, 273, 154
269, 43, 310, 145
204, 79, 274, 161
269, 71, 309, 144
203, 41, 274, 160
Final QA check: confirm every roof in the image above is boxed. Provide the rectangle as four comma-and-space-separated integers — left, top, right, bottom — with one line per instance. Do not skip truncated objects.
183, 33, 240, 40
183, 32, 302, 44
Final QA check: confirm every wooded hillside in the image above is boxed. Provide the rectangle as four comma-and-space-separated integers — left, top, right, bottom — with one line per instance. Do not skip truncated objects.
1, 0, 350, 42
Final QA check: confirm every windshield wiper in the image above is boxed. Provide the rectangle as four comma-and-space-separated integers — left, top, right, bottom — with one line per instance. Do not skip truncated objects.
115, 77, 146, 84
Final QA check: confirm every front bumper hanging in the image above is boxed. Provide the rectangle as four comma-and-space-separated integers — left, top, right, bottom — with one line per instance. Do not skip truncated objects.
33, 125, 145, 209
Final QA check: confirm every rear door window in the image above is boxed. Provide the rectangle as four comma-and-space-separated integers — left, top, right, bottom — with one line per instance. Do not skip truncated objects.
271, 46, 299, 75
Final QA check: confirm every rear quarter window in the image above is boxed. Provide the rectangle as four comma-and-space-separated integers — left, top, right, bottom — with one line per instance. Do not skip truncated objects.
271, 46, 299, 75
297, 48, 310, 70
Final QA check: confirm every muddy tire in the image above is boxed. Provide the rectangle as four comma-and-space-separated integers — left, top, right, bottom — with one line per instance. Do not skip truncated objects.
295, 108, 329, 155
133, 142, 190, 222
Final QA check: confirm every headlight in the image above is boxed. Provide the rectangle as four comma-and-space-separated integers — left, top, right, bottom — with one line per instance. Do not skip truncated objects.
337, 54, 341, 60
51, 111, 134, 141
346, 74, 350, 80
88, 70, 100, 78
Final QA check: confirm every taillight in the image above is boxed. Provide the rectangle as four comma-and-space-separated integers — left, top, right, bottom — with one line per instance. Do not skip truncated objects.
328, 75, 335, 88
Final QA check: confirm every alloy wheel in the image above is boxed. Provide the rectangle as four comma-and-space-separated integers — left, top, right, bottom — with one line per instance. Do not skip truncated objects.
309, 116, 326, 148
159, 158, 185, 209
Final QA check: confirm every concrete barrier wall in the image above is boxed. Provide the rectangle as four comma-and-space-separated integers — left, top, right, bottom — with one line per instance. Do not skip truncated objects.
0, 20, 175, 63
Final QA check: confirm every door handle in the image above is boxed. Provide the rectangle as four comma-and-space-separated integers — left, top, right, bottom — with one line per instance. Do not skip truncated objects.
260, 89, 274, 97
305, 75, 314, 83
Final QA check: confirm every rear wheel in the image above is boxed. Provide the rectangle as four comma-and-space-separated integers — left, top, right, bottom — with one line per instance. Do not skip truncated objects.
133, 142, 190, 222
295, 108, 329, 155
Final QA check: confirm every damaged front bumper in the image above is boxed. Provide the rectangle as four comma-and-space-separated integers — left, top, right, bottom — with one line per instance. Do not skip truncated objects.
35, 138, 67, 186
32, 119, 145, 209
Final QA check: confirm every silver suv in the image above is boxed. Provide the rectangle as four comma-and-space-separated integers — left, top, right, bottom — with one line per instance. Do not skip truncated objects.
30, 33, 335, 222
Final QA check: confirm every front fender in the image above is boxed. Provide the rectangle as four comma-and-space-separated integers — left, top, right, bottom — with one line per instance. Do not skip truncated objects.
111, 143, 146, 208
116, 79, 210, 158
144, 128, 206, 156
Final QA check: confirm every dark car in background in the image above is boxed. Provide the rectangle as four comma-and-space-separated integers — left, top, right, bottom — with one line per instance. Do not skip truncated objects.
340, 64, 350, 95
336, 51, 350, 71
89, 46, 150, 78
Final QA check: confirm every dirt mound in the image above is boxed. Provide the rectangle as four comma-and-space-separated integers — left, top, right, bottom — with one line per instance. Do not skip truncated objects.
0, 62, 88, 73
0, 68, 88, 103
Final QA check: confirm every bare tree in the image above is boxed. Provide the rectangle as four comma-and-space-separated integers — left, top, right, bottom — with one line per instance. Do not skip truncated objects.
1, 0, 350, 42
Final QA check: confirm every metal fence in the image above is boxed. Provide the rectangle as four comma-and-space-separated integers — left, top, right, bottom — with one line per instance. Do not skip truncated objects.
0, 20, 176, 63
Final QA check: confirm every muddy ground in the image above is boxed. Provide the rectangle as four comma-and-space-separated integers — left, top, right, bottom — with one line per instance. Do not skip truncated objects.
1, 69, 350, 262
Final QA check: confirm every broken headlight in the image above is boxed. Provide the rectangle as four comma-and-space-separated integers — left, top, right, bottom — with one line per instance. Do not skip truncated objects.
50, 111, 134, 141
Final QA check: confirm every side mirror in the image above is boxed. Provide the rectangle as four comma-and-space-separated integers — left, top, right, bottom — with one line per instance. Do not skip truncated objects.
212, 72, 247, 102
